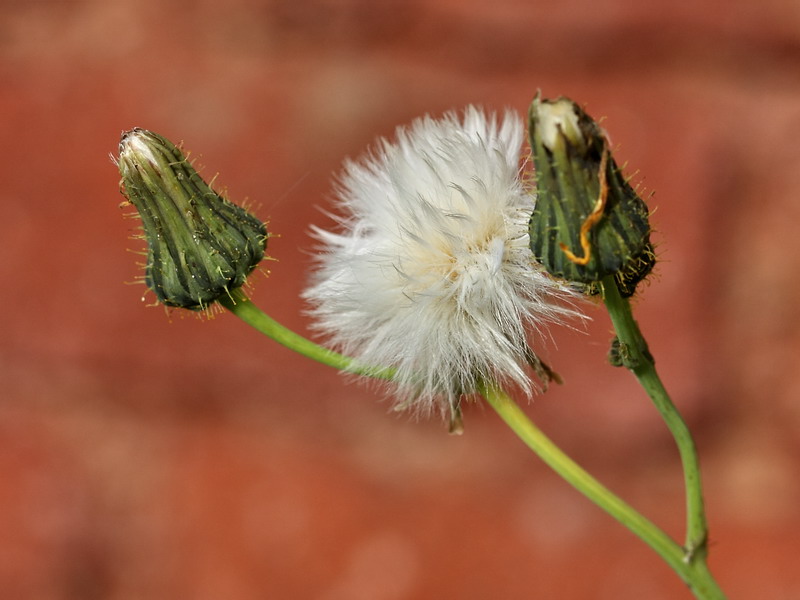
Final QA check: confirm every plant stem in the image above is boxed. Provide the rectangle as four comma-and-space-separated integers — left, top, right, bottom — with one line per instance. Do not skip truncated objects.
218, 286, 725, 598
481, 382, 726, 599
600, 276, 708, 559
217, 288, 395, 381
480, 382, 683, 563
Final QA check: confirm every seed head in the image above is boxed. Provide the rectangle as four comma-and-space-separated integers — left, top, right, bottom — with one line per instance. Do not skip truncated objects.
304, 107, 581, 419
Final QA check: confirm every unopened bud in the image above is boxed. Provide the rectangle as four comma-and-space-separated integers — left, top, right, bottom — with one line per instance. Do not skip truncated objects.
527, 95, 654, 297
117, 129, 267, 310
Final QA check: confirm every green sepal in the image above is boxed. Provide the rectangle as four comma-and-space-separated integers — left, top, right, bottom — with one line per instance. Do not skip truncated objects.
118, 129, 267, 310
528, 95, 654, 297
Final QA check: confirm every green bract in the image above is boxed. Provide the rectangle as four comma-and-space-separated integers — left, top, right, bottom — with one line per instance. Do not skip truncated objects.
528, 95, 654, 297
117, 129, 267, 310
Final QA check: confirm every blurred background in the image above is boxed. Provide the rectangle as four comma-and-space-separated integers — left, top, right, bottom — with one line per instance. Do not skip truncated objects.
2, 0, 800, 598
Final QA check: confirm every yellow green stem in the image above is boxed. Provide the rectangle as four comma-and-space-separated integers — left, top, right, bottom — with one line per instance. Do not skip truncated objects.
217, 288, 395, 380
217, 287, 724, 598
480, 382, 726, 599
600, 276, 709, 559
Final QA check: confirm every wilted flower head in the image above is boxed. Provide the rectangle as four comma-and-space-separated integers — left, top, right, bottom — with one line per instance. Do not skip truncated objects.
117, 129, 267, 310
528, 96, 654, 297
303, 107, 580, 420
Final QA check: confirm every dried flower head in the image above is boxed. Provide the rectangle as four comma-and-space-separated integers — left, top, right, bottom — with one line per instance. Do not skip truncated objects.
304, 107, 581, 420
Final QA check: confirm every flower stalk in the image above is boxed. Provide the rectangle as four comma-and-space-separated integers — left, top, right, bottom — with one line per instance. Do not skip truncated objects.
218, 288, 396, 381
215, 280, 722, 598
212, 291, 727, 598
480, 382, 725, 599
601, 275, 710, 563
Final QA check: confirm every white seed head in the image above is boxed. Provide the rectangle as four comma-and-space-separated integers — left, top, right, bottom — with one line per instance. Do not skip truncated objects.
304, 107, 581, 418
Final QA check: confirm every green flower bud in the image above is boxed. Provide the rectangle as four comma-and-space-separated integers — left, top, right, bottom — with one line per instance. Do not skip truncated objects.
117, 129, 267, 310
527, 95, 654, 297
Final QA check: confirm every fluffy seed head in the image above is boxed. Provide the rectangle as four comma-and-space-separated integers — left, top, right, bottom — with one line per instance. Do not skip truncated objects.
304, 107, 580, 419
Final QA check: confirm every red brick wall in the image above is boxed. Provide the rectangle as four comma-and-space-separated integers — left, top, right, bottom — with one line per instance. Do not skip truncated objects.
2, 1, 799, 598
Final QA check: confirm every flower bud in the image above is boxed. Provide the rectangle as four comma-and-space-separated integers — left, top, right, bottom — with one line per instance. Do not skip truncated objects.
117, 129, 267, 310
527, 95, 654, 297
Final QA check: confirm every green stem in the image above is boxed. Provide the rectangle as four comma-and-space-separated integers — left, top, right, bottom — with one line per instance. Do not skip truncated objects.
218, 287, 724, 598
217, 288, 395, 381
481, 382, 682, 562
600, 276, 722, 586
481, 382, 726, 600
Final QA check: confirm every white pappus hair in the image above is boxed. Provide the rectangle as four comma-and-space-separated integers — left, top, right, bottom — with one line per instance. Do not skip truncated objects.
303, 106, 580, 420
